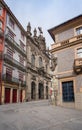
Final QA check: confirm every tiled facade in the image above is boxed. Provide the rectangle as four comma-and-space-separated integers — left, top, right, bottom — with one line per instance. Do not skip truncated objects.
49, 15, 82, 110
0, 0, 26, 104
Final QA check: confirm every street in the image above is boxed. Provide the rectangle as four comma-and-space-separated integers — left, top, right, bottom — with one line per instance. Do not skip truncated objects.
0, 100, 82, 130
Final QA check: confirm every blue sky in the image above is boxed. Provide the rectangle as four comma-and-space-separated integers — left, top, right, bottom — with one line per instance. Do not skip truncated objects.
5, 0, 82, 47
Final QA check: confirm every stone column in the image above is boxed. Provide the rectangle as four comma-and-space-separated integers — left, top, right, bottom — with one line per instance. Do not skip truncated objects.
44, 80, 46, 99
26, 73, 31, 101
36, 77, 39, 100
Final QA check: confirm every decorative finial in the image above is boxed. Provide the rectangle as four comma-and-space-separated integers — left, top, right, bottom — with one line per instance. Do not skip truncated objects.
27, 22, 31, 36
33, 28, 37, 37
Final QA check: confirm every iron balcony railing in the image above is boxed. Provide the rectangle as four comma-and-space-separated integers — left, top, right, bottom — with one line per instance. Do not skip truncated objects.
2, 74, 26, 87
4, 54, 26, 72
5, 34, 26, 57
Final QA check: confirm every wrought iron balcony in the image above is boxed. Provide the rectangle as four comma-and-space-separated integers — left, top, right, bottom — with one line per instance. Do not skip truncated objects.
0, 28, 4, 38
5, 35, 26, 57
74, 58, 82, 74
4, 54, 26, 72
2, 74, 26, 87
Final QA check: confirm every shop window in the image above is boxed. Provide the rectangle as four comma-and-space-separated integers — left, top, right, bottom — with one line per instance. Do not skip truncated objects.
76, 27, 82, 35
62, 81, 74, 102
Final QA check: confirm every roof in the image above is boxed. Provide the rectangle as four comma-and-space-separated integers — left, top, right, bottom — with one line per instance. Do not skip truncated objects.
48, 14, 82, 41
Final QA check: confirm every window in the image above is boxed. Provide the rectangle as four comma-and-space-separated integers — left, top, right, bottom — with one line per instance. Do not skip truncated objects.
6, 67, 12, 80
7, 47, 13, 58
62, 81, 74, 102
0, 21, 2, 28
0, 6, 2, 16
8, 29, 15, 40
76, 27, 82, 35
19, 72, 24, 81
77, 48, 82, 58
39, 57, 42, 67
31, 54, 35, 66
19, 55, 24, 65
20, 40, 25, 50
9, 18, 14, 29
21, 32, 24, 41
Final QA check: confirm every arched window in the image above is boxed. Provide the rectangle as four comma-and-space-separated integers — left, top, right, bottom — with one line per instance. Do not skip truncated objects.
39, 57, 42, 67
31, 54, 35, 66
77, 48, 82, 58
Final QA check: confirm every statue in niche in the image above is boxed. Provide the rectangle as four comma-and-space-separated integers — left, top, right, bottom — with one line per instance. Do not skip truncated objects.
50, 55, 57, 71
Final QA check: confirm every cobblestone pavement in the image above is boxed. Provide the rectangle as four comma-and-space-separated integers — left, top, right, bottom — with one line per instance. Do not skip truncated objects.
0, 100, 82, 130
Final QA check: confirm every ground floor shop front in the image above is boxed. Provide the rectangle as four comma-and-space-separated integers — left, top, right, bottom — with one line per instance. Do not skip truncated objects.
1, 82, 26, 104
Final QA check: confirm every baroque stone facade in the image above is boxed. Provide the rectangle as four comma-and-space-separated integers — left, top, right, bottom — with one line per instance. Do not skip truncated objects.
26, 23, 51, 101
49, 15, 82, 110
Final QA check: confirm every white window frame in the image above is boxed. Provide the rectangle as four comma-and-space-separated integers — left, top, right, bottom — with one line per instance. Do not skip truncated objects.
76, 26, 82, 35
77, 48, 82, 58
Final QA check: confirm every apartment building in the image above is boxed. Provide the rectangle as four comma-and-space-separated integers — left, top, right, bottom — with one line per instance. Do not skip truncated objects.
0, 0, 26, 104
26, 24, 51, 101
49, 15, 82, 110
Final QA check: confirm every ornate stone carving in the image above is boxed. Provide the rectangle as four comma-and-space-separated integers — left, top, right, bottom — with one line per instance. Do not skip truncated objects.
27, 22, 32, 36
50, 55, 57, 71
38, 27, 43, 35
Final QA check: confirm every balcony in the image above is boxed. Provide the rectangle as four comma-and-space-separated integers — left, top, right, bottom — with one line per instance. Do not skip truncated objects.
5, 35, 26, 57
2, 74, 26, 87
0, 28, 4, 38
27, 62, 37, 72
74, 58, 82, 74
51, 34, 82, 50
37, 66, 45, 75
4, 54, 26, 72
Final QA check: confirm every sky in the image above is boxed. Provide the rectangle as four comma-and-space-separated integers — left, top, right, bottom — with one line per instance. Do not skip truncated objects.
5, 0, 82, 47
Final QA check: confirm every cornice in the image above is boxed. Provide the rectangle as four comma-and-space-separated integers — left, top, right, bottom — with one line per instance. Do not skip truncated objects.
50, 37, 82, 53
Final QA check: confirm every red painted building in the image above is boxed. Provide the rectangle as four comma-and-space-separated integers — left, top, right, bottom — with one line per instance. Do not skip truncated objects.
0, 0, 26, 104
0, 1, 6, 104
